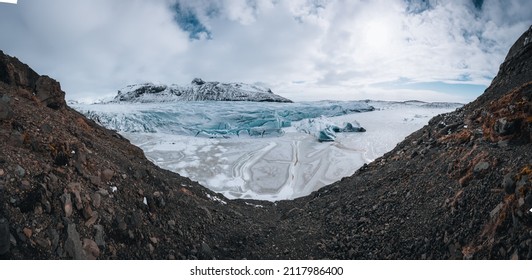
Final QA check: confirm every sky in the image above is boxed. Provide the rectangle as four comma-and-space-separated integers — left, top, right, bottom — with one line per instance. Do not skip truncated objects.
0, 0, 530, 103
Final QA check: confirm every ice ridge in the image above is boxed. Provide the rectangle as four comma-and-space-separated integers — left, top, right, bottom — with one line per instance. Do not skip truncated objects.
76, 101, 374, 141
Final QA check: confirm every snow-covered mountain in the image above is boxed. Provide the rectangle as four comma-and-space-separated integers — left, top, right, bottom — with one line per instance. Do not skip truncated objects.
113, 78, 292, 103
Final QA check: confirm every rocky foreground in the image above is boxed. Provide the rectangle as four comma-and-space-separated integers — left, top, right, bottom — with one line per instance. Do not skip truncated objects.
0, 27, 531, 260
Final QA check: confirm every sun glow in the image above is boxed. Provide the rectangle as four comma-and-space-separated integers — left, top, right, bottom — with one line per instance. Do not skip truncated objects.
362, 20, 392, 50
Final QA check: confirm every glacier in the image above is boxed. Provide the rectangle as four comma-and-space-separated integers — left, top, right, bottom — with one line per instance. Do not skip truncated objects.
73, 100, 461, 201
78, 100, 375, 141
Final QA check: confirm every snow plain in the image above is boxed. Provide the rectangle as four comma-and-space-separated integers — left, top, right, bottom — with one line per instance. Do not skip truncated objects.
75, 101, 461, 201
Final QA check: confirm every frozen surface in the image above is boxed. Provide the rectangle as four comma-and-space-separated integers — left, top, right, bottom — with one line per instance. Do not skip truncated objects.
74, 100, 460, 201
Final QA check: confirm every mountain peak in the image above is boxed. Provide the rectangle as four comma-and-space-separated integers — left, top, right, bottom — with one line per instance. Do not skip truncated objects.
191, 78, 205, 85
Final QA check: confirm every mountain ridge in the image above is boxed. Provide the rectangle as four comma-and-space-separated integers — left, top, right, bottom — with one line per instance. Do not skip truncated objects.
113, 78, 292, 103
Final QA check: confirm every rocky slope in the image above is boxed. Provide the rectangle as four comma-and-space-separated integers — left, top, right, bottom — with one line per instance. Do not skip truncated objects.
113, 78, 292, 103
0, 26, 530, 260
0, 51, 274, 259
283, 26, 532, 260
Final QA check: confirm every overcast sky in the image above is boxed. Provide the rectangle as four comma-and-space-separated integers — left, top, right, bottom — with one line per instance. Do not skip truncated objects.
0, 0, 530, 102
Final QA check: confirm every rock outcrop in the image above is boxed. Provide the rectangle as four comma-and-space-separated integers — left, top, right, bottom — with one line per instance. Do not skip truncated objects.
0, 26, 530, 260
0, 51, 65, 110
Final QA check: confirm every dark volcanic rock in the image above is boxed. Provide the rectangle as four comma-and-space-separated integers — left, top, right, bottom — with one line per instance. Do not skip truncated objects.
0, 51, 64, 109
503, 173, 516, 194
35, 76, 66, 109
0, 95, 13, 121
65, 224, 85, 260
0, 217, 9, 256
0, 26, 531, 260
0, 50, 40, 89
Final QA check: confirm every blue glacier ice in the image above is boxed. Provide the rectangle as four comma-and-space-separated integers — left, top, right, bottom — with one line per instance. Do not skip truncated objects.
294, 116, 366, 142
75, 100, 375, 141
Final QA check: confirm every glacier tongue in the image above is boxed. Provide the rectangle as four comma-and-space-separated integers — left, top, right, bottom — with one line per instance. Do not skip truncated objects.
76, 101, 374, 141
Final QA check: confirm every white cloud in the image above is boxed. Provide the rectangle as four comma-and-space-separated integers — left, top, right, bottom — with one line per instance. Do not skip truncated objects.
0, 0, 530, 102
0, 0, 190, 99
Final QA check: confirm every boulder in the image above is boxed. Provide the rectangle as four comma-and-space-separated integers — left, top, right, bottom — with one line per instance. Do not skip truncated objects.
0, 95, 13, 121
0, 217, 9, 255
34, 76, 66, 109
65, 224, 86, 260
